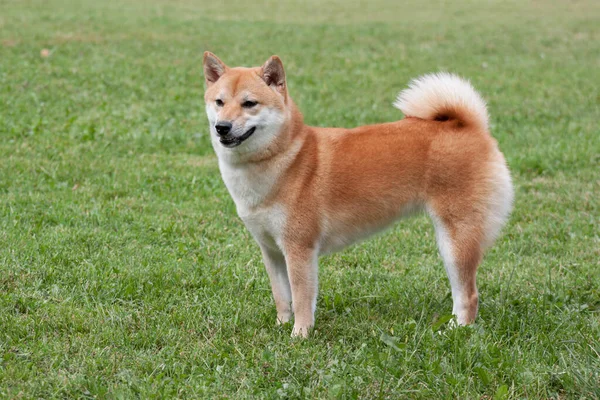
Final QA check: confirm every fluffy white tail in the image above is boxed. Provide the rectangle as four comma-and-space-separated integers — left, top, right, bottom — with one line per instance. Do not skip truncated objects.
394, 73, 489, 131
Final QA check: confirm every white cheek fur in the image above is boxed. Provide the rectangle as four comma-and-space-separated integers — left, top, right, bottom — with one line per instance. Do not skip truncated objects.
242, 107, 286, 150
206, 105, 287, 161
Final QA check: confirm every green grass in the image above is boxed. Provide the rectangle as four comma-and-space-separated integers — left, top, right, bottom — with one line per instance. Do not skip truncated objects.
1, 0, 599, 398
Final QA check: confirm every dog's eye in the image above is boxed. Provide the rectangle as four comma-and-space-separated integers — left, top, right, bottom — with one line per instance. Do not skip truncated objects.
242, 100, 258, 108
215, 99, 224, 107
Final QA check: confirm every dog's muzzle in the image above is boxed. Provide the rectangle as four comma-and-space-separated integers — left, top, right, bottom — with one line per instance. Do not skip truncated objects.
218, 126, 256, 148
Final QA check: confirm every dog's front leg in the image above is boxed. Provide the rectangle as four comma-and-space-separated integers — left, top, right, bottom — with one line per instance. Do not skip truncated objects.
260, 245, 293, 325
286, 247, 318, 338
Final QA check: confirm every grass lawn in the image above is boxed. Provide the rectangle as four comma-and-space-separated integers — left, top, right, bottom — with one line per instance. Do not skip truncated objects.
1, 0, 599, 398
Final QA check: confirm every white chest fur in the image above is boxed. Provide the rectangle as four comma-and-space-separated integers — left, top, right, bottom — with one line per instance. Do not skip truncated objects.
218, 160, 278, 211
218, 160, 287, 252
241, 204, 287, 252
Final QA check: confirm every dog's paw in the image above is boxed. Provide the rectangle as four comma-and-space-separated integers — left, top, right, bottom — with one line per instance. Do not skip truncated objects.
291, 324, 312, 338
447, 316, 460, 329
276, 313, 292, 326
442, 316, 475, 333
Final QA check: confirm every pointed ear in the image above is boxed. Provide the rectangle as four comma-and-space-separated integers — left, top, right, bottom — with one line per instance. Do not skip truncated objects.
260, 56, 286, 96
203, 52, 228, 86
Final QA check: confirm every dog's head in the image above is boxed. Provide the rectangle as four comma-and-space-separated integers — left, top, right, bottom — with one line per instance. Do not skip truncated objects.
203, 52, 292, 162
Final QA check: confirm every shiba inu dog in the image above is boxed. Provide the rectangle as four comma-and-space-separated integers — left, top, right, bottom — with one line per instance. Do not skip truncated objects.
203, 52, 513, 337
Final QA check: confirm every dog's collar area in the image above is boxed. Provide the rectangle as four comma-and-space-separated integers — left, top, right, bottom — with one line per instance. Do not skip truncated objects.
219, 126, 256, 148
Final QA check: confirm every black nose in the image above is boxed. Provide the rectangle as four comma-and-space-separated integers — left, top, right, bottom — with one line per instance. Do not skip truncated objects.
215, 122, 232, 136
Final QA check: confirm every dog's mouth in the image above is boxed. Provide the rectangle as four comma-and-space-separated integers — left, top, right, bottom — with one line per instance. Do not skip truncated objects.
219, 127, 256, 148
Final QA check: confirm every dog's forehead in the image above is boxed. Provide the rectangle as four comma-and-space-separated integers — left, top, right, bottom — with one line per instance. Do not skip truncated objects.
213, 67, 265, 97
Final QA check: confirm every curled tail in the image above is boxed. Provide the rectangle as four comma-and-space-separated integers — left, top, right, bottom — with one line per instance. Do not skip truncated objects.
394, 73, 489, 131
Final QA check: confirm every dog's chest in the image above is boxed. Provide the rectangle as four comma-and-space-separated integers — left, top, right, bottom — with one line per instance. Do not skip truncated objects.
240, 205, 286, 251
219, 161, 286, 251
219, 161, 278, 206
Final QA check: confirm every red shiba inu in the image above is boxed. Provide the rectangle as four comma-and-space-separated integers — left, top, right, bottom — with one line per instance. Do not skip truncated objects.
203, 52, 514, 337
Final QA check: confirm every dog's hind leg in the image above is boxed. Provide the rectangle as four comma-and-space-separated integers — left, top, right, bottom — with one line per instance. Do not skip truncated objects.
426, 155, 513, 325
428, 206, 484, 325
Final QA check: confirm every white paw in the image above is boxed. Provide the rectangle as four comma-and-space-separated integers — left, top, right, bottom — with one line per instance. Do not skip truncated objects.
447, 314, 475, 330
291, 325, 312, 338
447, 316, 460, 329
276, 313, 292, 325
